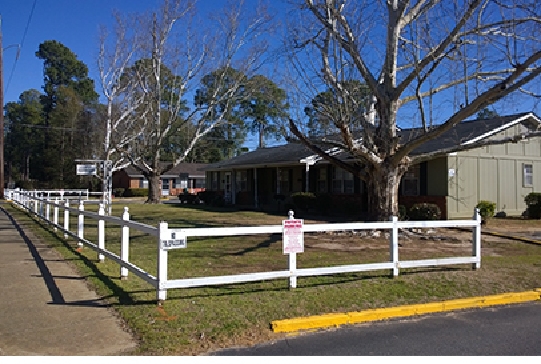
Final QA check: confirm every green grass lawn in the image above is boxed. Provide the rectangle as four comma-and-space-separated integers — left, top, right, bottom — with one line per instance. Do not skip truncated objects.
5, 202, 541, 355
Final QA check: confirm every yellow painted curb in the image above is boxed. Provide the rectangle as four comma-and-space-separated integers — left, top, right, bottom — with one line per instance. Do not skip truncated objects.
271, 313, 349, 333
270, 290, 541, 333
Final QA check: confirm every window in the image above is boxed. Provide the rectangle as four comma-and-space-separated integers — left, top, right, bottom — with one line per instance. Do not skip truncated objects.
523, 163, 533, 187
317, 168, 327, 193
332, 166, 354, 193
278, 168, 290, 194
194, 178, 206, 189
235, 170, 248, 191
139, 178, 148, 188
401, 166, 420, 196
180, 178, 188, 189
211, 172, 218, 190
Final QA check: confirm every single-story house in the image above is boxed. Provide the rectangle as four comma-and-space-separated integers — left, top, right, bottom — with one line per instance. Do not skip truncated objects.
113, 163, 207, 196
202, 112, 541, 219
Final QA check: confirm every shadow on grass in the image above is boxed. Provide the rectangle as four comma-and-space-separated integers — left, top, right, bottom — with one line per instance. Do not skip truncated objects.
156, 266, 470, 303
231, 234, 281, 256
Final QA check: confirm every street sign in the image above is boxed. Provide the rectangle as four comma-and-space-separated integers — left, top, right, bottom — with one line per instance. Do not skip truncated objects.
283, 219, 304, 254
76, 164, 97, 176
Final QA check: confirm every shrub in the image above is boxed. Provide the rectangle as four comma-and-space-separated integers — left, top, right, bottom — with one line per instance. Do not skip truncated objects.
342, 200, 359, 215
284, 202, 295, 213
197, 191, 215, 204
211, 194, 225, 207
124, 188, 148, 197
17, 180, 35, 190
476, 200, 496, 220
408, 203, 441, 221
113, 188, 125, 197
290, 192, 316, 212
315, 193, 333, 215
524, 192, 541, 219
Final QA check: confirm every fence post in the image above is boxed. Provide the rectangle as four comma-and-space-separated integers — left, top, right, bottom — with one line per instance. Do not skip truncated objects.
390, 215, 399, 277
472, 208, 481, 269
98, 204, 105, 263
34, 194, 39, 215
288, 209, 297, 289
53, 198, 59, 232
45, 197, 50, 222
77, 201, 84, 247
121, 207, 130, 279
157, 221, 169, 303
38, 193, 43, 217
64, 201, 69, 239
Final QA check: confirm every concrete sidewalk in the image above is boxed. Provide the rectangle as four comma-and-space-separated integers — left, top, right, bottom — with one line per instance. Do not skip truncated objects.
0, 203, 138, 356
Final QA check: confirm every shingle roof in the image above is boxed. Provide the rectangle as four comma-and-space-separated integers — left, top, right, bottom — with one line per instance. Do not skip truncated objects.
204, 112, 540, 171
404, 112, 539, 155
122, 163, 208, 177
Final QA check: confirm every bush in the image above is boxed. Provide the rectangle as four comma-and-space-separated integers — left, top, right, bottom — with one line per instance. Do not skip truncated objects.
315, 193, 333, 215
17, 180, 35, 190
476, 200, 496, 220
124, 188, 148, 197
211, 194, 225, 207
408, 203, 441, 221
342, 200, 359, 215
197, 190, 213, 203
524, 192, 541, 219
113, 188, 125, 197
290, 192, 316, 212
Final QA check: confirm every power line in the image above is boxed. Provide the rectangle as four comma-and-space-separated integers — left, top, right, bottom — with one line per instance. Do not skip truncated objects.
5, 0, 37, 95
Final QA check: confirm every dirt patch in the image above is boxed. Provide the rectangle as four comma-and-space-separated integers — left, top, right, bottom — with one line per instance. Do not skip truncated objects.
304, 227, 509, 257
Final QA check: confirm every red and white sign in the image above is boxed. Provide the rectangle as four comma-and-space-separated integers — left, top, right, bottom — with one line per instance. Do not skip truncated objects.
282, 219, 304, 254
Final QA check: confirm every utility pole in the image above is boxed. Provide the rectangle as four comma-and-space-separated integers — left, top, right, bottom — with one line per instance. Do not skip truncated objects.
0, 15, 5, 200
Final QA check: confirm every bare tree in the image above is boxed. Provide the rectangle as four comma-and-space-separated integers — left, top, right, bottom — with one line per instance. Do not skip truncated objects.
107, 0, 274, 203
97, 10, 149, 209
286, 0, 541, 220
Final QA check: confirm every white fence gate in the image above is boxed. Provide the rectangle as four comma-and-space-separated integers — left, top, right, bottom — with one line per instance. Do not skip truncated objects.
6, 189, 482, 302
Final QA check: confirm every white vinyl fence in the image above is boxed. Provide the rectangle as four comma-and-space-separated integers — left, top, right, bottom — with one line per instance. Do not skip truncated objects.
7, 189, 482, 302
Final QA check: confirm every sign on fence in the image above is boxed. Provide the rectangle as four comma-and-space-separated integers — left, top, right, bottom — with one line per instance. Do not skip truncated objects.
282, 219, 304, 254
161, 231, 187, 250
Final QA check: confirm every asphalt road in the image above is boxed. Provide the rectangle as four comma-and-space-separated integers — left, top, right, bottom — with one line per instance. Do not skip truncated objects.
211, 301, 541, 355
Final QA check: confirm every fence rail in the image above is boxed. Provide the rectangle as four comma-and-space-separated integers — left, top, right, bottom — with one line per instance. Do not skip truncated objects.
7, 189, 482, 303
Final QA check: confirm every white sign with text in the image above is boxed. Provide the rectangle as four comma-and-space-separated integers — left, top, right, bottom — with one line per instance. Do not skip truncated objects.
282, 219, 304, 254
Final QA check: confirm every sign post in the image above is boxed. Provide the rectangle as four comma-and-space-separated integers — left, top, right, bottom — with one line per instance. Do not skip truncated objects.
75, 158, 111, 214
283, 210, 303, 289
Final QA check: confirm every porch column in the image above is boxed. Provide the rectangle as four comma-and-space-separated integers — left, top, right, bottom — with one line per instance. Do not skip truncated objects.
300, 159, 315, 193
305, 163, 309, 192
276, 167, 281, 194
254, 168, 259, 209
231, 169, 236, 205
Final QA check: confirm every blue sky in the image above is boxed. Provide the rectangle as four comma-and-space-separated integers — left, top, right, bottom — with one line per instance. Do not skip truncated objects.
1, 1, 158, 103
2, 1, 540, 149
1, 0, 288, 151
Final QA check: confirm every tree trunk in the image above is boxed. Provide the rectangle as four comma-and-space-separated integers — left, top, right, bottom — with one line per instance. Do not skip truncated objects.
259, 122, 265, 149
366, 161, 407, 221
146, 173, 161, 204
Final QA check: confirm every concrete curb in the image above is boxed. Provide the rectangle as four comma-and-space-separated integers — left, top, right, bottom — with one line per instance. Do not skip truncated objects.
271, 289, 541, 333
